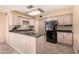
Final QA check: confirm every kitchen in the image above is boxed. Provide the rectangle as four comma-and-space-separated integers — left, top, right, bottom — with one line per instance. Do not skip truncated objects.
0, 5, 79, 54
7, 10, 45, 54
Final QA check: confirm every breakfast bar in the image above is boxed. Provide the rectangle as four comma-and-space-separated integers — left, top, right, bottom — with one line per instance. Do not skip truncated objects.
8, 30, 45, 54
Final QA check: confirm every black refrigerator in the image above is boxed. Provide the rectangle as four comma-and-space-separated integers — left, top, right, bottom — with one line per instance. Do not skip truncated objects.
45, 21, 58, 43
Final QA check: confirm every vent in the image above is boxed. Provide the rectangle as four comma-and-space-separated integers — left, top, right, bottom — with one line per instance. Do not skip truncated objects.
27, 5, 33, 9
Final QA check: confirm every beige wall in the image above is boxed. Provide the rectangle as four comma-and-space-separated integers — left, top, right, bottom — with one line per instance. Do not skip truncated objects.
73, 6, 79, 53
44, 8, 73, 17
0, 13, 6, 43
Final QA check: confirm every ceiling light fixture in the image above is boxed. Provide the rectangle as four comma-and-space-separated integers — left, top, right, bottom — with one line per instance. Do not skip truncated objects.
27, 9, 44, 16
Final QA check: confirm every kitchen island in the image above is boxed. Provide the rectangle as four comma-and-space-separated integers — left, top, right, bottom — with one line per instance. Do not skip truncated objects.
8, 30, 45, 54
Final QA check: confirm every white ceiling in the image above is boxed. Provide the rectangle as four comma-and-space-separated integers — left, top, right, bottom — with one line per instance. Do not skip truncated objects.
35, 5, 72, 12
0, 5, 72, 13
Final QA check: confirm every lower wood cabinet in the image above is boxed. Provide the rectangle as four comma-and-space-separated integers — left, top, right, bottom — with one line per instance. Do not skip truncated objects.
36, 36, 45, 54
8, 32, 45, 54
8, 32, 36, 54
63, 33, 72, 45
57, 32, 64, 43
57, 32, 72, 45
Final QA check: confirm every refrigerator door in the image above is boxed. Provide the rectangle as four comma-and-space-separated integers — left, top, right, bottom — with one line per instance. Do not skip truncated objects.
45, 21, 53, 31
45, 21, 58, 31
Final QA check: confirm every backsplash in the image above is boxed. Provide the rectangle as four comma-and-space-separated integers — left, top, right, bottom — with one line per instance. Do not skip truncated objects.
57, 25, 72, 30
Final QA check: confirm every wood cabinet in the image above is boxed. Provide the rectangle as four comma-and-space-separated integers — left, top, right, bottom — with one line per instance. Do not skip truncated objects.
63, 14, 72, 25
63, 33, 72, 45
57, 16, 64, 25
12, 15, 20, 25
8, 32, 26, 53
36, 36, 45, 54
8, 11, 35, 26
57, 32, 72, 45
8, 32, 36, 54
8, 32, 45, 54
46, 14, 72, 25
9, 14, 20, 26
55, 14, 72, 25
57, 32, 64, 43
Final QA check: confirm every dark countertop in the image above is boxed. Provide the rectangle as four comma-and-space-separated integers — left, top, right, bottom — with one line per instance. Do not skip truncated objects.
57, 30, 72, 33
57, 25, 72, 33
9, 30, 45, 38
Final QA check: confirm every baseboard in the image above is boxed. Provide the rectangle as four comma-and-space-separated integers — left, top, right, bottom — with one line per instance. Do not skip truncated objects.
6, 42, 24, 54
57, 42, 73, 46
73, 47, 78, 54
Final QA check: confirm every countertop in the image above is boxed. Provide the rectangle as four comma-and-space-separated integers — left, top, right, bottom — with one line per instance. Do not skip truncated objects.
9, 30, 45, 38
57, 25, 72, 33
57, 30, 72, 33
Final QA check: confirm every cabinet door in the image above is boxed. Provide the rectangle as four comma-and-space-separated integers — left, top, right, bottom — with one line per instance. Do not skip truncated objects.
12, 15, 20, 25
36, 36, 45, 54
8, 32, 17, 46
57, 16, 64, 25
26, 36, 35, 54
63, 14, 72, 25
63, 33, 72, 45
57, 32, 64, 43
8, 32, 26, 53
15, 34, 26, 53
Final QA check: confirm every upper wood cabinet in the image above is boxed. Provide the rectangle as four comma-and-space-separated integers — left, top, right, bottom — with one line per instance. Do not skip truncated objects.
8, 11, 34, 26
56, 14, 72, 25
12, 15, 20, 25
63, 14, 72, 25
57, 15, 64, 25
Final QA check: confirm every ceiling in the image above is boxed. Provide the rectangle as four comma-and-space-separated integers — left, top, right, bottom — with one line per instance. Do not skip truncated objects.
0, 5, 72, 14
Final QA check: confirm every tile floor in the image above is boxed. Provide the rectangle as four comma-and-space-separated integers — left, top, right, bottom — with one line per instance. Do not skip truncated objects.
0, 42, 74, 54
45, 42, 75, 54
0, 43, 19, 54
